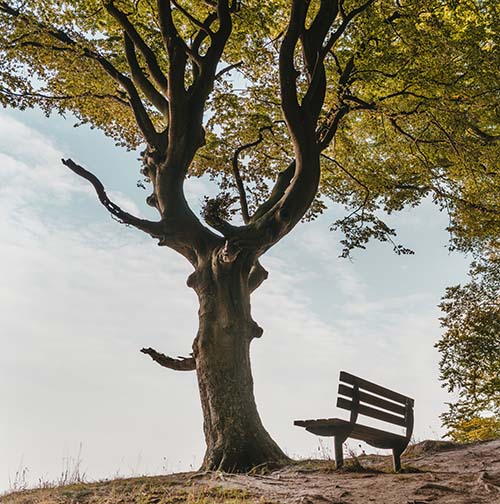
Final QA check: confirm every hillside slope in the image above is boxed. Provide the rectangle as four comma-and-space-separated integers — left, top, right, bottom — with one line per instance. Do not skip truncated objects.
3, 439, 500, 504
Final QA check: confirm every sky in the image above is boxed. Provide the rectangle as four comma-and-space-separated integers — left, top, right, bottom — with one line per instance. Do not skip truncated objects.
0, 106, 471, 492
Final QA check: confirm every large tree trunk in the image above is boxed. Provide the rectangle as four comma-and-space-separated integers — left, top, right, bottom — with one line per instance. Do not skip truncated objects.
189, 254, 289, 471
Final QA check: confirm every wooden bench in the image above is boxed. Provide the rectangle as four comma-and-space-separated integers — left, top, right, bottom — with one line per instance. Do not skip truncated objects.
294, 371, 414, 471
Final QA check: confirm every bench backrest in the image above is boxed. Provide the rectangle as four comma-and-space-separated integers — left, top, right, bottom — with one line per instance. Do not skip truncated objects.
337, 371, 414, 439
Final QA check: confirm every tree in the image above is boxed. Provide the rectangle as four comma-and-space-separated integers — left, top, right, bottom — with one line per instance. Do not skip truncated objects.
1, 0, 500, 470
437, 254, 500, 443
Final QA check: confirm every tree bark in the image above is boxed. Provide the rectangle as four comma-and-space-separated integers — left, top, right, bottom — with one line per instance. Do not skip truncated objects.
189, 251, 289, 471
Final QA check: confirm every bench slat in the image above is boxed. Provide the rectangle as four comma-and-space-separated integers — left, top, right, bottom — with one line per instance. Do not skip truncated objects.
294, 418, 407, 449
338, 384, 407, 416
337, 397, 407, 427
350, 423, 407, 449
340, 371, 414, 406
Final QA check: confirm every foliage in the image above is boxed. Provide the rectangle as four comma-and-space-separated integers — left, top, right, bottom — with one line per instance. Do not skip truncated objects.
445, 416, 500, 444
437, 255, 500, 442
322, 0, 500, 256
1, 0, 499, 256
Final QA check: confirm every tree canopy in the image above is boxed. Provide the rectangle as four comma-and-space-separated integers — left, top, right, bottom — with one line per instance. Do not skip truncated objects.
1, 0, 499, 256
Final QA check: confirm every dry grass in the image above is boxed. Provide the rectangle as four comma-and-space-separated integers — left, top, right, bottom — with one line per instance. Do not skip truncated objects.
1, 478, 275, 504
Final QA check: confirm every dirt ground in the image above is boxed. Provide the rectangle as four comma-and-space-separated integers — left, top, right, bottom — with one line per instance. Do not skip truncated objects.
212, 438, 500, 503
3, 439, 500, 504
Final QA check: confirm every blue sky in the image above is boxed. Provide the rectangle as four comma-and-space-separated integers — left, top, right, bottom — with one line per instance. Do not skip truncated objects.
1, 106, 470, 491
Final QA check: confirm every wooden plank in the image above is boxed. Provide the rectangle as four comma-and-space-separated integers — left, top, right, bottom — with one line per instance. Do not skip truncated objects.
294, 418, 351, 437
339, 371, 414, 406
351, 423, 406, 442
294, 418, 348, 429
337, 397, 407, 427
349, 423, 407, 449
294, 417, 407, 449
338, 384, 407, 416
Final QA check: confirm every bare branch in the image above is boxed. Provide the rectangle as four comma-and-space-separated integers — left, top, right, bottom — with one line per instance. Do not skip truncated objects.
157, 1, 203, 68
81, 50, 162, 147
468, 124, 500, 143
344, 94, 375, 109
0, 86, 130, 107
389, 118, 443, 145
215, 61, 243, 80
157, 0, 190, 104
124, 33, 169, 115
61, 158, 163, 237
232, 126, 272, 223
141, 347, 196, 371
395, 182, 500, 216
378, 87, 432, 102
321, 153, 369, 193
300, 1, 340, 120
104, 1, 168, 92
279, 0, 308, 130
192, 12, 218, 56
189, 0, 233, 109
251, 162, 296, 222
171, 0, 214, 37
323, 0, 374, 55
318, 105, 350, 150
429, 113, 460, 154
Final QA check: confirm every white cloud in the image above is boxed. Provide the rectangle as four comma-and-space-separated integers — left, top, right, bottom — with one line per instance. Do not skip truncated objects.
0, 115, 63, 167
0, 117, 85, 205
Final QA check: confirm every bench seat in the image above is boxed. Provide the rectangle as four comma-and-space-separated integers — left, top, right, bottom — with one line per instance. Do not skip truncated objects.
294, 418, 408, 450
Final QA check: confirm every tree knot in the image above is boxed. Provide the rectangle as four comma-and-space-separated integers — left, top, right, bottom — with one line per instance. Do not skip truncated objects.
218, 240, 240, 263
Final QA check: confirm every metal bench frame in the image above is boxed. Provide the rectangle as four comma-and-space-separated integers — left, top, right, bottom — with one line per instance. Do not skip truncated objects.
294, 371, 414, 471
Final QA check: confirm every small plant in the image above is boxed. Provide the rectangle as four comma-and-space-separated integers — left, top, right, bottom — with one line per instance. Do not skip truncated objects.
342, 447, 365, 473
316, 439, 333, 460
8, 462, 29, 493
57, 443, 87, 486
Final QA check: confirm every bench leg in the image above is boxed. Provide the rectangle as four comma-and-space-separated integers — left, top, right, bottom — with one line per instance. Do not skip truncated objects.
392, 447, 403, 472
334, 436, 344, 469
